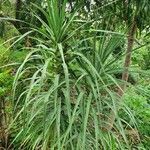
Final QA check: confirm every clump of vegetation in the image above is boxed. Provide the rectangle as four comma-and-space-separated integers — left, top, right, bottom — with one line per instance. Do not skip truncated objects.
0, 0, 150, 149
121, 87, 150, 149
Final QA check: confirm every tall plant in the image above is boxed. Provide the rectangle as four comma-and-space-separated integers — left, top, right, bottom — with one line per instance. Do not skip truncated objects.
9, 0, 138, 149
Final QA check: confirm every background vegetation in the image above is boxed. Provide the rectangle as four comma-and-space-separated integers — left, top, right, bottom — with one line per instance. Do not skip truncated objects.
0, 0, 150, 149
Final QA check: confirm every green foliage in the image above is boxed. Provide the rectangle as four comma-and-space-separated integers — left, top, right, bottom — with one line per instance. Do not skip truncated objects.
121, 87, 150, 149
0, 40, 13, 97
10, 50, 28, 63
0, 39, 10, 64
8, 1, 137, 149
132, 38, 150, 70
0, 20, 5, 37
0, 70, 13, 96
0, 0, 149, 149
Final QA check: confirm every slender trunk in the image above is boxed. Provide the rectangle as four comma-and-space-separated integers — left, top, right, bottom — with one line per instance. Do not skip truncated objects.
105, 20, 137, 131
118, 20, 137, 96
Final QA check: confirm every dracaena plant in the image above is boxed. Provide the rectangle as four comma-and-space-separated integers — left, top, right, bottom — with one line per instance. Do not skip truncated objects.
9, 0, 138, 150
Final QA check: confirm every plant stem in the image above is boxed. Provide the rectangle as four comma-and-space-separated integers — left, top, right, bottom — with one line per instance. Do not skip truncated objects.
118, 20, 137, 96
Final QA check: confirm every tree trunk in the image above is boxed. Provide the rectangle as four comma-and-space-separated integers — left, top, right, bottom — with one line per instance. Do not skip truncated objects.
118, 20, 137, 96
